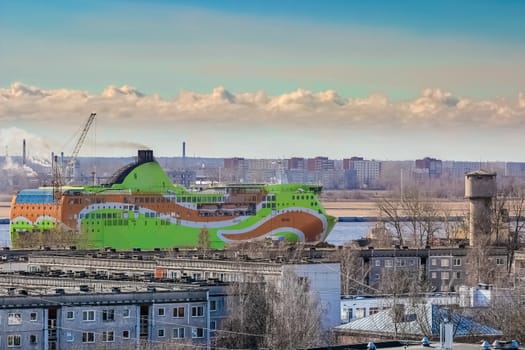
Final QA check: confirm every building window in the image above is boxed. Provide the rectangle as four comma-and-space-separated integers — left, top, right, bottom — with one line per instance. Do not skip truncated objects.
442, 271, 450, 280
191, 306, 204, 317
30, 335, 37, 345
375, 260, 380, 267
122, 330, 130, 339
496, 258, 505, 265
441, 258, 450, 267
82, 332, 95, 343
123, 309, 130, 318
103, 331, 114, 342
431, 258, 437, 266
7, 335, 21, 347
210, 320, 217, 330
66, 311, 74, 320
30, 312, 37, 321
396, 259, 406, 267
192, 327, 204, 338
453, 258, 461, 266
369, 307, 380, 315
431, 272, 437, 279
158, 307, 166, 316
173, 306, 184, 318
66, 332, 74, 342
455, 271, 461, 279
355, 308, 366, 318
210, 300, 217, 311
8, 313, 22, 325
345, 308, 353, 321
173, 327, 185, 338
102, 309, 115, 321
158, 329, 165, 337
385, 259, 393, 268
83, 310, 96, 321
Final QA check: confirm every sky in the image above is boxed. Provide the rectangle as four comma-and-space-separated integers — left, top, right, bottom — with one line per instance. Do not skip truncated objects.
1, 0, 525, 161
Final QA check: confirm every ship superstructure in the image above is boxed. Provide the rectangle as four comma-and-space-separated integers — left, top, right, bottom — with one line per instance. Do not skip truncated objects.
10, 150, 335, 249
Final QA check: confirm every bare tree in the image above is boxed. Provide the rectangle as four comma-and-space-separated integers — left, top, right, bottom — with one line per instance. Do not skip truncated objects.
473, 287, 525, 340
215, 278, 270, 349
377, 197, 405, 246
215, 271, 324, 350
335, 246, 372, 295
504, 185, 525, 273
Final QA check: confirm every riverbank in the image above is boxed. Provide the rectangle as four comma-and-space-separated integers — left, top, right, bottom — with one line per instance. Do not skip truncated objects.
322, 200, 468, 218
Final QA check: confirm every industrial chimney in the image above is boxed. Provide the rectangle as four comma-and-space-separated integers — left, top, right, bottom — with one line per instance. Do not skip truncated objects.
465, 170, 497, 247
22, 139, 26, 165
182, 141, 186, 160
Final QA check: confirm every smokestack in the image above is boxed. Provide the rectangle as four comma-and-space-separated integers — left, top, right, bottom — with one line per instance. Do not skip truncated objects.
182, 141, 186, 159
22, 139, 26, 165
51, 152, 55, 174
60, 152, 64, 169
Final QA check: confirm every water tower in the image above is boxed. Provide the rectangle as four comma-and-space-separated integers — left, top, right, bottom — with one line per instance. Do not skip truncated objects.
465, 170, 497, 247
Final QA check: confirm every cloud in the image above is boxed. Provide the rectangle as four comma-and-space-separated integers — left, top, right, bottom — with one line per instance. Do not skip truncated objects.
0, 83, 525, 157
1, 83, 525, 131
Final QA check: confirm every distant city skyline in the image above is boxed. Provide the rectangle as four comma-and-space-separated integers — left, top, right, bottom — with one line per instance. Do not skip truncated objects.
1, 0, 524, 160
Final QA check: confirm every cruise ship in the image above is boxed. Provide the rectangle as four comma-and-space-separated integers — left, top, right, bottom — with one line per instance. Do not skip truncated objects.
10, 150, 335, 249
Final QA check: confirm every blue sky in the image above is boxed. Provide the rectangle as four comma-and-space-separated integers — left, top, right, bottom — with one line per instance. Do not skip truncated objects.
1, 0, 525, 160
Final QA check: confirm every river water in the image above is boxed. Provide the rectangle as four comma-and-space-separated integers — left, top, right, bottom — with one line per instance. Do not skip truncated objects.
0, 221, 372, 248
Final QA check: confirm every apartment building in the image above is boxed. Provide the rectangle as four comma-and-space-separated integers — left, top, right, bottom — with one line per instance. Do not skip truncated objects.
0, 282, 218, 350
22, 252, 341, 330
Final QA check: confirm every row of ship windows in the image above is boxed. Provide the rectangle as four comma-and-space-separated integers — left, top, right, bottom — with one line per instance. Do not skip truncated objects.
67, 196, 227, 205
263, 195, 315, 202
262, 202, 317, 209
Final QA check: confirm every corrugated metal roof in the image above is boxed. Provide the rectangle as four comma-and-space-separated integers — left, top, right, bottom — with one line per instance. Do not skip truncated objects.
336, 304, 502, 338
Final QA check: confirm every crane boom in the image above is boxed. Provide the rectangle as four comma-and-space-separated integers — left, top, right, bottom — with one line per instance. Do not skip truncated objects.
64, 112, 96, 181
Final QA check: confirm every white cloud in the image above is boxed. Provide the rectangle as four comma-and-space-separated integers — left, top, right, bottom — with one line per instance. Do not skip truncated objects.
1, 83, 525, 160
1, 83, 525, 129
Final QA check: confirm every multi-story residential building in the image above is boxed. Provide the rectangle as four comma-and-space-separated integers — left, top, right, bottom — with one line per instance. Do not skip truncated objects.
0, 281, 218, 350
442, 161, 482, 177
505, 162, 525, 177
22, 252, 341, 330
307, 157, 335, 171
358, 247, 508, 292
343, 157, 382, 189
288, 157, 306, 170
415, 157, 442, 178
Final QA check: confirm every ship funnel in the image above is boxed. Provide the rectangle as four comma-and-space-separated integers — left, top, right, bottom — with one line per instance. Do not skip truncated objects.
138, 150, 154, 164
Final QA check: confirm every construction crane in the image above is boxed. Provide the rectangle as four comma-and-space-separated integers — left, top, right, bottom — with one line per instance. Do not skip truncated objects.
64, 112, 96, 183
